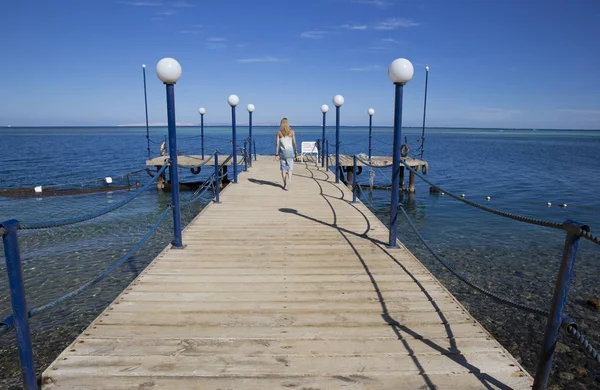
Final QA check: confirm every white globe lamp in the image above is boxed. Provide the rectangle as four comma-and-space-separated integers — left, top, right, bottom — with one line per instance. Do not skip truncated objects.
156, 58, 182, 84
321, 104, 329, 113
333, 95, 344, 107
228, 94, 239, 107
368, 108, 375, 116
198, 107, 206, 115
247, 104, 255, 113
388, 58, 414, 85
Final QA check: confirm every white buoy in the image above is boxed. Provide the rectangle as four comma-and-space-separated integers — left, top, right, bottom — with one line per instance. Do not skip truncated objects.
461, 194, 466, 198
486, 196, 491, 201
441, 192, 445, 196
105, 177, 113, 184
34, 186, 42, 193
547, 202, 552, 207
560, 203, 568, 208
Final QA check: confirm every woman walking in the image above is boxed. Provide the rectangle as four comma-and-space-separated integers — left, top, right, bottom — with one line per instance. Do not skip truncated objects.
275, 118, 298, 190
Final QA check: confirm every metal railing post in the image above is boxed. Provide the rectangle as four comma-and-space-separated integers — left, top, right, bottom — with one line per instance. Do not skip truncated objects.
1, 220, 37, 390
389, 83, 404, 248
165, 83, 183, 248
253, 139, 257, 161
248, 111, 253, 167
214, 152, 220, 203
231, 105, 238, 183
200, 112, 205, 160
335, 105, 341, 183
368, 114, 373, 160
325, 139, 329, 170
352, 155, 358, 203
244, 140, 248, 171
321, 111, 326, 168
533, 220, 586, 389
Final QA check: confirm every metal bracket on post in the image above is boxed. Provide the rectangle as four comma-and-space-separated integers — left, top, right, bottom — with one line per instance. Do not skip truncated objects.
1, 219, 37, 390
533, 220, 588, 389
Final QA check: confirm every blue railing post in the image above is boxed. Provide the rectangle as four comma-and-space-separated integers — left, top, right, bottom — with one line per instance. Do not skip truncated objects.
200, 110, 205, 160
214, 151, 220, 203
320, 106, 328, 168
1, 220, 37, 390
333, 96, 344, 183
368, 109, 374, 160
352, 155, 358, 203
325, 139, 329, 170
156, 58, 184, 248
228, 95, 239, 184
253, 139, 257, 161
244, 140, 248, 171
142, 64, 151, 160
420, 66, 429, 160
533, 220, 585, 389
387, 58, 413, 248
248, 105, 254, 167
389, 83, 404, 248
165, 84, 183, 248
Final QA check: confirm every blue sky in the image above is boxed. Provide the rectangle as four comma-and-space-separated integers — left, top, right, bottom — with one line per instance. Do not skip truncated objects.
1, 0, 599, 129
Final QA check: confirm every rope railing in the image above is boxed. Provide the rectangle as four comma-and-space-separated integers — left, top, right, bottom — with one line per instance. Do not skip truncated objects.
0, 206, 171, 335
180, 175, 216, 206
353, 154, 599, 372
19, 162, 168, 230
565, 323, 600, 364
400, 161, 564, 230
397, 202, 549, 316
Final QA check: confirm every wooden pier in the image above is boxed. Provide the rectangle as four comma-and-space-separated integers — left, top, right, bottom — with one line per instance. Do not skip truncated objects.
147, 154, 428, 192
43, 156, 532, 389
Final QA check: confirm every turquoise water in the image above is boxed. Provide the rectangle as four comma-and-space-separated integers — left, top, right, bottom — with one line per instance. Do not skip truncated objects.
1, 126, 600, 388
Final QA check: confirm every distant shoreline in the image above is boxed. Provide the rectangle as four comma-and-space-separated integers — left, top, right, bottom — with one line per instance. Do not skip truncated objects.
2, 125, 599, 131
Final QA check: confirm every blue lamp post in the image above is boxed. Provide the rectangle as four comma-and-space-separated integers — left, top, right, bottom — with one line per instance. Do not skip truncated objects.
247, 104, 255, 167
332, 95, 344, 183
228, 94, 240, 183
387, 58, 414, 248
368, 108, 375, 160
198, 107, 205, 160
320, 104, 329, 168
156, 57, 184, 248
420, 66, 430, 160
142, 64, 151, 160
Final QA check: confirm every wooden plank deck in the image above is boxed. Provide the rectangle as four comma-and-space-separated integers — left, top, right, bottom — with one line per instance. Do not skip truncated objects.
43, 156, 532, 389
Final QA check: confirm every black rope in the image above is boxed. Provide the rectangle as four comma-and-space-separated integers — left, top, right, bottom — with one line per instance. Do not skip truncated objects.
401, 161, 564, 230
397, 204, 549, 316
565, 324, 600, 364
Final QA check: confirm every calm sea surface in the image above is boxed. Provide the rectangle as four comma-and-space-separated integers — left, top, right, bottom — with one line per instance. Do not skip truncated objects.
1, 126, 599, 388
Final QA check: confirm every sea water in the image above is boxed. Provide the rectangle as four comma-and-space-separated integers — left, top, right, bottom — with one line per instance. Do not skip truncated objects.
1, 126, 599, 388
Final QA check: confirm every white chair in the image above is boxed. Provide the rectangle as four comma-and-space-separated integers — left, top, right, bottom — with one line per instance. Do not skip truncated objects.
299, 141, 319, 162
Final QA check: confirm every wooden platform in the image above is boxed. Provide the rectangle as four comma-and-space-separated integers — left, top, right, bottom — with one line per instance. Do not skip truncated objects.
146, 155, 244, 168
43, 157, 532, 389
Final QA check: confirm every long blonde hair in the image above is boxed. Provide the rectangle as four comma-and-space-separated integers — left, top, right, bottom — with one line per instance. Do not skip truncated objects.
279, 118, 292, 137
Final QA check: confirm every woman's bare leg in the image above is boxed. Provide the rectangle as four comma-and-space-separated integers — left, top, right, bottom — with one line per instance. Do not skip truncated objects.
281, 170, 287, 188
